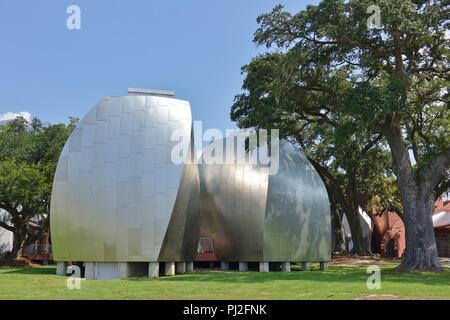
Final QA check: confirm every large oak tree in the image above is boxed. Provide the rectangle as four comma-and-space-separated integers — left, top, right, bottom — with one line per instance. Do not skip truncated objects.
234, 0, 449, 269
231, 52, 393, 255
0, 117, 77, 260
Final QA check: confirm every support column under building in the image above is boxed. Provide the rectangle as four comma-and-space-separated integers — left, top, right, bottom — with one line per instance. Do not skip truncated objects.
56, 262, 68, 276
281, 262, 291, 272
259, 262, 269, 272
301, 262, 310, 271
117, 262, 130, 278
320, 262, 328, 271
74, 262, 149, 280
238, 262, 248, 272
148, 262, 159, 278
186, 261, 194, 273
164, 262, 175, 276
84, 262, 96, 280
176, 262, 186, 274
220, 262, 230, 271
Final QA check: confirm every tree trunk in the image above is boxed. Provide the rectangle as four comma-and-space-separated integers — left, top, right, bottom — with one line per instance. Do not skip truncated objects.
2, 228, 26, 261
384, 124, 442, 270
345, 206, 371, 255
398, 189, 441, 270
347, 165, 371, 255
307, 157, 371, 255
333, 213, 346, 254
330, 201, 346, 254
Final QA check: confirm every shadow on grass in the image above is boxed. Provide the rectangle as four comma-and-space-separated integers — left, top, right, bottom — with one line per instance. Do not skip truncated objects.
134, 266, 450, 286
2, 265, 448, 288
1, 267, 56, 275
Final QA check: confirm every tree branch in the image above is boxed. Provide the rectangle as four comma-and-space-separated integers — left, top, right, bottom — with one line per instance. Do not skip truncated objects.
0, 202, 15, 215
0, 220, 15, 232
435, 178, 450, 201
24, 219, 49, 247
383, 124, 417, 194
361, 134, 382, 155
421, 146, 450, 192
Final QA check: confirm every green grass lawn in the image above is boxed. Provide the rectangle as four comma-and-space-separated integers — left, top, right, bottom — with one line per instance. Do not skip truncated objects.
0, 264, 448, 300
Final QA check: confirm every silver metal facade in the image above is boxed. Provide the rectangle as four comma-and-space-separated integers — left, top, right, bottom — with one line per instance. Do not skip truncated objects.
50, 95, 200, 262
199, 138, 331, 262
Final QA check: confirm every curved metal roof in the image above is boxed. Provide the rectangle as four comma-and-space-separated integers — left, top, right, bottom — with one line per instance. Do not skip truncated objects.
50, 95, 199, 262
199, 136, 331, 262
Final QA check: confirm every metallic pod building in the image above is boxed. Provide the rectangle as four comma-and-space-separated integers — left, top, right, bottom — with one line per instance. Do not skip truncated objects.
50, 89, 331, 278
198, 136, 331, 271
50, 89, 200, 279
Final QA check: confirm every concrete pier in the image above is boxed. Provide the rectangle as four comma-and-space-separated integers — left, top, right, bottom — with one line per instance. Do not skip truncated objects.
186, 261, 194, 273
164, 262, 175, 276
281, 262, 291, 272
301, 262, 311, 271
176, 262, 186, 274
320, 262, 328, 271
220, 262, 230, 270
84, 262, 96, 280
56, 262, 68, 276
83, 262, 148, 280
148, 262, 159, 278
117, 262, 130, 278
259, 262, 269, 272
238, 262, 248, 272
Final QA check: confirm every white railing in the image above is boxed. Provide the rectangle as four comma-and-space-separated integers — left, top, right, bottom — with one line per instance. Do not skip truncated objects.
23, 244, 52, 255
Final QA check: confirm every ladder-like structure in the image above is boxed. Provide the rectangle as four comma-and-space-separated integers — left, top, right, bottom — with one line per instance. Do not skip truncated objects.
195, 237, 218, 261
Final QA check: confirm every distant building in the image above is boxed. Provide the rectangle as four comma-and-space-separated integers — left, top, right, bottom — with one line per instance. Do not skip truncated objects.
371, 211, 405, 258
433, 198, 450, 258
370, 198, 450, 258
22, 218, 52, 263
0, 210, 52, 261
342, 208, 373, 254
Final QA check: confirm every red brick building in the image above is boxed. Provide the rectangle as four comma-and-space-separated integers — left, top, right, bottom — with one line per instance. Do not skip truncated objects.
371, 198, 450, 258
433, 198, 450, 257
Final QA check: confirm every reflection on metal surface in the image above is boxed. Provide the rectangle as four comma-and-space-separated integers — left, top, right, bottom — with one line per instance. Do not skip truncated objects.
199, 137, 331, 262
51, 92, 331, 265
50, 93, 199, 262
159, 130, 200, 262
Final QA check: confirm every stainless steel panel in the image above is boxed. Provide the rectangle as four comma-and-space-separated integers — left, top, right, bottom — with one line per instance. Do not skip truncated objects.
51, 94, 200, 262
263, 142, 331, 261
199, 138, 331, 262
159, 128, 201, 262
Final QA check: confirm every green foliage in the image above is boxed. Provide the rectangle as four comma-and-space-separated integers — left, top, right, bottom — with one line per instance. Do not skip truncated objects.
232, 0, 449, 213
233, 1, 449, 261
0, 161, 48, 217
0, 116, 76, 257
0, 117, 76, 214
231, 38, 393, 219
251, 0, 449, 172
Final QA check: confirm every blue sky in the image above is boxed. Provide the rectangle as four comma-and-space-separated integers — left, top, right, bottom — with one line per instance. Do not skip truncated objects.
0, 0, 316, 133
